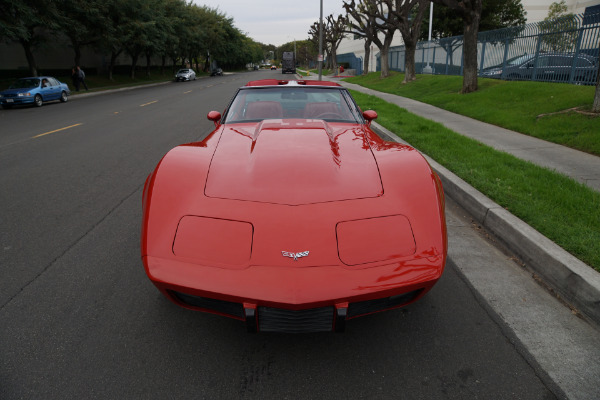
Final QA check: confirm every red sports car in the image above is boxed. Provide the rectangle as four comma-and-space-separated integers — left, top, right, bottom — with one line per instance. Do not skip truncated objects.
141, 79, 447, 333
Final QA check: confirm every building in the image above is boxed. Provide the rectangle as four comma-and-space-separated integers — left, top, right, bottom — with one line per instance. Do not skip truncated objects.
336, 0, 600, 73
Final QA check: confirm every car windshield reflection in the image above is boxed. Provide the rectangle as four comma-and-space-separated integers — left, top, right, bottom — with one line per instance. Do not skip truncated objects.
224, 87, 360, 123
10, 79, 40, 89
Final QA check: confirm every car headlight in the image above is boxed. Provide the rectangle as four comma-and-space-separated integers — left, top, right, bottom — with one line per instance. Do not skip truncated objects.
17, 92, 31, 97
337, 215, 416, 265
173, 216, 253, 267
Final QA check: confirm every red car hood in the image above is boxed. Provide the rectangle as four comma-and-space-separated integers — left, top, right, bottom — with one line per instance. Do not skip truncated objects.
205, 120, 383, 205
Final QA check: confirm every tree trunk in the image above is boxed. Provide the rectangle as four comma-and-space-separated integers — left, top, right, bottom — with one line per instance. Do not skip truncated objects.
331, 49, 338, 74
363, 41, 371, 75
20, 39, 38, 77
461, 5, 481, 93
379, 34, 394, 79
109, 49, 121, 81
404, 43, 417, 83
70, 36, 82, 67
380, 46, 390, 78
593, 65, 600, 113
146, 53, 151, 77
130, 53, 139, 79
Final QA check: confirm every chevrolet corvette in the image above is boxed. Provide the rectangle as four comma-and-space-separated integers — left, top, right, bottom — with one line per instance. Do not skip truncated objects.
141, 79, 447, 333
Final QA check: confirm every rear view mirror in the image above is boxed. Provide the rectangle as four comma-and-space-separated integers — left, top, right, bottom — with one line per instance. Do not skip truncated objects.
207, 111, 222, 127
363, 110, 378, 125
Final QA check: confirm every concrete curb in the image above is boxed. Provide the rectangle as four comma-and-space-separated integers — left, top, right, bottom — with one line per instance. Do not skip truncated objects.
69, 80, 173, 100
371, 121, 600, 326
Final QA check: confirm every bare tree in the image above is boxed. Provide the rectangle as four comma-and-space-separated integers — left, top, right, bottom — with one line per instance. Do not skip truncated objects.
325, 14, 349, 73
357, 0, 401, 78
343, 0, 377, 75
432, 0, 482, 93
309, 21, 330, 68
345, 0, 427, 79
389, 0, 429, 83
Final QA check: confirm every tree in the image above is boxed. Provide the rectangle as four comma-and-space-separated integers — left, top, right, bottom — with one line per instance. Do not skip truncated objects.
343, 0, 378, 75
325, 14, 349, 73
432, 0, 483, 93
421, 0, 526, 71
309, 21, 332, 68
0, 0, 62, 76
57, 0, 108, 67
594, 39, 600, 113
540, 1, 578, 52
390, 0, 429, 83
358, 0, 402, 78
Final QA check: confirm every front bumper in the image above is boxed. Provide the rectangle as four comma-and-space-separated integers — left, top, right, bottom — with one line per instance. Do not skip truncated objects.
143, 255, 443, 332
171, 288, 424, 333
1, 96, 34, 105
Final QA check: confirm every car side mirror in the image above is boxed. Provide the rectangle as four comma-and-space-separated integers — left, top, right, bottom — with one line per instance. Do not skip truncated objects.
363, 110, 378, 126
207, 111, 222, 127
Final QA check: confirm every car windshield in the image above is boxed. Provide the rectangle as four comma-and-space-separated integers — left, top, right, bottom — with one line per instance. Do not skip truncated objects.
10, 78, 40, 89
177, 69, 190, 73
223, 86, 361, 123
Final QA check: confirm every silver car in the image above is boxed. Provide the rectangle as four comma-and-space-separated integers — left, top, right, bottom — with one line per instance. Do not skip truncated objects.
175, 69, 196, 82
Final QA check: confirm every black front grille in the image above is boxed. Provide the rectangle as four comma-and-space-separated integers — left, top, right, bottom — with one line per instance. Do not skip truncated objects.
347, 289, 422, 318
258, 306, 334, 333
171, 291, 244, 318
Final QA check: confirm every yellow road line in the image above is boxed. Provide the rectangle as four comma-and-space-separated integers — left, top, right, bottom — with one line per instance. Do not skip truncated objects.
184, 90, 192, 94
32, 123, 83, 139
140, 100, 158, 107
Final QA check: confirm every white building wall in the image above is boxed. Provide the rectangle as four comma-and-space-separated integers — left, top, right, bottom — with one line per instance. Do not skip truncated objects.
525, 0, 600, 23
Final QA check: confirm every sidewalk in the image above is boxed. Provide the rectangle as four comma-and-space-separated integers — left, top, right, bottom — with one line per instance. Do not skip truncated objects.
315, 74, 600, 326
341, 80, 600, 193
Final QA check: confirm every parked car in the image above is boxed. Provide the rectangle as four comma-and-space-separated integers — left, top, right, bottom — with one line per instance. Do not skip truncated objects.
270, 65, 277, 70
0, 77, 70, 109
480, 52, 598, 84
141, 79, 447, 333
210, 68, 223, 76
174, 68, 196, 82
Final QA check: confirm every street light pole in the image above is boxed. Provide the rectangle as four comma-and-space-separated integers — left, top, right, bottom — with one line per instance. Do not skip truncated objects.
423, 2, 434, 74
318, 0, 323, 81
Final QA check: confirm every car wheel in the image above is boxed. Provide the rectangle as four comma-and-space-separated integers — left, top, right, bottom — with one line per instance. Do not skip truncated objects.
34, 94, 43, 107
60, 91, 68, 103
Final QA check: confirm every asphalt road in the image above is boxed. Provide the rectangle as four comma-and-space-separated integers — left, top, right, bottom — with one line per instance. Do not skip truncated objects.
0, 70, 568, 398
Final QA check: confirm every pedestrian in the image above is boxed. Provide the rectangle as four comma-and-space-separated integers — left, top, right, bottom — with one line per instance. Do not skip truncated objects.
71, 67, 80, 91
77, 66, 88, 91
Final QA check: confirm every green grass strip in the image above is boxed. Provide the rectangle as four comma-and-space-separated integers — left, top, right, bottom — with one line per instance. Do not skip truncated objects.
346, 72, 600, 156
350, 90, 600, 272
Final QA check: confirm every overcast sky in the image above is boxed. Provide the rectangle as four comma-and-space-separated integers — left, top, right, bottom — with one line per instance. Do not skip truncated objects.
193, 1, 347, 46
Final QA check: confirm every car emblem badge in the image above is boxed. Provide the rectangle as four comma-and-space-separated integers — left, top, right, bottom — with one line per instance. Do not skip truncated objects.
282, 251, 309, 261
